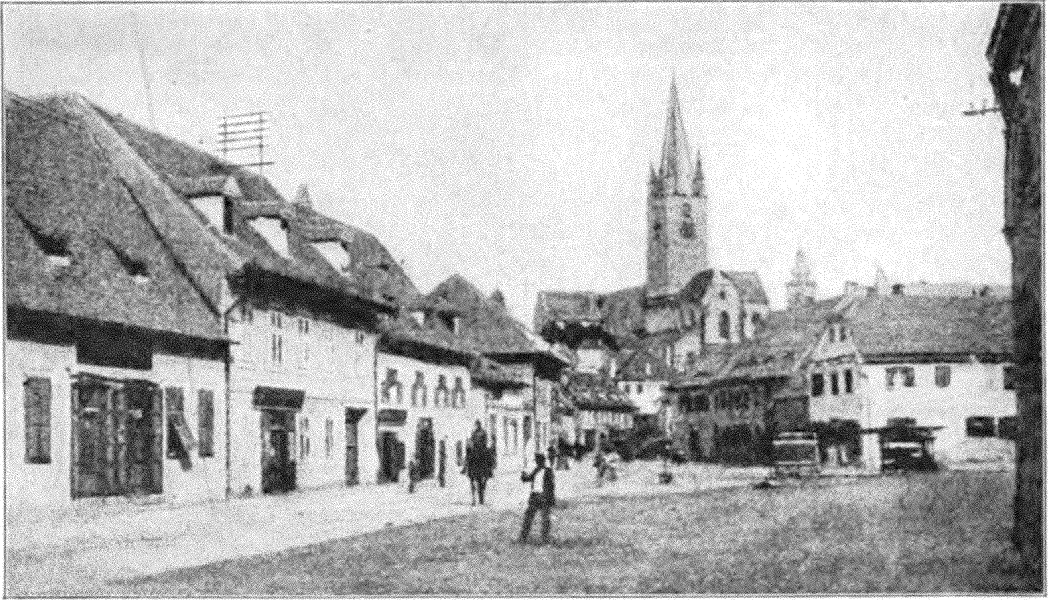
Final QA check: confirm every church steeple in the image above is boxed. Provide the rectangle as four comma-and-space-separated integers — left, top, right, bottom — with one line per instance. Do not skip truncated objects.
692, 150, 706, 199
786, 248, 818, 308
657, 78, 694, 195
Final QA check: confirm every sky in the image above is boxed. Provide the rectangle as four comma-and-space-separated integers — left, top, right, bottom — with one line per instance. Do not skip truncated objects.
4, 2, 1009, 325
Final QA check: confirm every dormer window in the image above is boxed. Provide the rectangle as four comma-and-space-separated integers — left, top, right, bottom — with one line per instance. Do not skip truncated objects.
16, 211, 71, 267
105, 239, 149, 284
411, 310, 426, 326
250, 217, 290, 259
313, 240, 351, 273
451, 316, 462, 335
190, 195, 233, 235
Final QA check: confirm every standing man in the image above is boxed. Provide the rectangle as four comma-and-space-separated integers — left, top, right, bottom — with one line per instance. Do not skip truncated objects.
519, 453, 555, 544
464, 420, 492, 505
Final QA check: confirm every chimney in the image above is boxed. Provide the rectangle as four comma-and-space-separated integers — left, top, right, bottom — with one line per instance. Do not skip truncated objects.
293, 184, 312, 207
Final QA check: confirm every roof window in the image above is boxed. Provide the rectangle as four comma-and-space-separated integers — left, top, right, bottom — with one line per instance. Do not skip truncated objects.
249, 216, 290, 259
105, 239, 150, 283
17, 211, 71, 267
313, 240, 351, 272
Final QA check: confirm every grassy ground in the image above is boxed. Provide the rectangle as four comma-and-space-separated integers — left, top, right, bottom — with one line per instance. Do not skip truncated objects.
105, 470, 1039, 595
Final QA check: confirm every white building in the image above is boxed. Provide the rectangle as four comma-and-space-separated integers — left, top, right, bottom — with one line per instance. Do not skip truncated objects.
806, 294, 1016, 469
5, 93, 233, 511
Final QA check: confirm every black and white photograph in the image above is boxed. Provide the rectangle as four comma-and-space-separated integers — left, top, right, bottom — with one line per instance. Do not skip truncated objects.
2, 1, 1043, 595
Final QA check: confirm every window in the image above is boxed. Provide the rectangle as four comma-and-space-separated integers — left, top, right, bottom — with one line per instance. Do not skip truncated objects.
271, 333, 283, 364
844, 369, 854, 393
412, 372, 426, 407
271, 311, 283, 329
811, 373, 825, 397
830, 372, 840, 395
523, 416, 532, 444
24, 377, 51, 464
240, 304, 254, 324
696, 394, 710, 412
935, 365, 951, 388
165, 387, 194, 460
751, 313, 760, 327
198, 390, 215, 458
966, 416, 996, 438
998, 416, 1018, 440
718, 311, 730, 339
456, 440, 464, 466
503, 418, 509, 450
452, 376, 466, 407
718, 290, 727, 300
325, 418, 334, 457
839, 327, 848, 342
1004, 366, 1016, 390
829, 327, 836, 343
300, 417, 311, 459
686, 352, 696, 368
886, 366, 915, 390
512, 420, 518, 449
638, 383, 645, 394
436, 375, 450, 406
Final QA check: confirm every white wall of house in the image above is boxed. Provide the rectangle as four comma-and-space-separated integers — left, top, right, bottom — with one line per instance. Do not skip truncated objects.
227, 303, 378, 495
5, 336, 227, 514
808, 358, 1017, 465
618, 379, 666, 416
375, 351, 475, 483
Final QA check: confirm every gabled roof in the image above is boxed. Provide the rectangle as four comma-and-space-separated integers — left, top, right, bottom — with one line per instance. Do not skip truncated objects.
90, 98, 394, 320
5, 92, 229, 341
848, 294, 1012, 360
429, 274, 557, 359
678, 269, 769, 305
615, 330, 681, 381
723, 271, 769, 305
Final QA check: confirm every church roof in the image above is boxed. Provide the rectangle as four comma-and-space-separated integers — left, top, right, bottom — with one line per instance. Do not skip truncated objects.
657, 79, 695, 196
678, 269, 769, 306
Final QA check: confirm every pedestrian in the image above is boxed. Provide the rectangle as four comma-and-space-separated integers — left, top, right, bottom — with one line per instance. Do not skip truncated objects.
464, 421, 492, 505
438, 440, 447, 488
593, 448, 606, 487
519, 452, 555, 544
407, 457, 418, 494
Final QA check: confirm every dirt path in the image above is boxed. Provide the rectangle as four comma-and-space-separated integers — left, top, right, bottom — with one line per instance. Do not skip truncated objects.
5, 460, 767, 596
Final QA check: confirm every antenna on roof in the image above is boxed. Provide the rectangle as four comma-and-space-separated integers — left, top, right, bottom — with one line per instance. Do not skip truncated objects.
962, 98, 1001, 117
217, 111, 275, 176
130, 12, 156, 128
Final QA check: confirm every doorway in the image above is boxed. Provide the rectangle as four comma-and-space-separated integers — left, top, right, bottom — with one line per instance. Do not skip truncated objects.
415, 418, 435, 479
378, 431, 404, 482
345, 408, 364, 486
261, 409, 296, 494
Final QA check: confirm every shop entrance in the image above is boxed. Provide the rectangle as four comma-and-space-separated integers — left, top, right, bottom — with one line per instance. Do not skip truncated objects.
260, 409, 296, 494
71, 375, 162, 499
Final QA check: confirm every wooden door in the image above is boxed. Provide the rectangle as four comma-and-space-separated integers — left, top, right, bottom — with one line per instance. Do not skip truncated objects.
72, 382, 110, 498
345, 410, 359, 486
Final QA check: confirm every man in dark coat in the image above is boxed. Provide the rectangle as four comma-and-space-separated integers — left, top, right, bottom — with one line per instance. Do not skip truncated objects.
464, 421, 493, 505
519, 452, 555, 544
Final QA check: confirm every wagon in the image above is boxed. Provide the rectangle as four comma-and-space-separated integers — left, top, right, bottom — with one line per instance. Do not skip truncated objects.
771, 431, 821, 478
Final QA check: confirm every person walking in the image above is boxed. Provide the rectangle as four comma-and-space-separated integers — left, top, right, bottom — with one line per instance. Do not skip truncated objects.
518, 453, 555, 544
464, 421, 493, 505
438, 440, 447, 488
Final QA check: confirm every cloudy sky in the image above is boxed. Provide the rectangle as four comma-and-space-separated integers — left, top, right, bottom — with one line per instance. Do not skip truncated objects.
4, 3, 1007, 324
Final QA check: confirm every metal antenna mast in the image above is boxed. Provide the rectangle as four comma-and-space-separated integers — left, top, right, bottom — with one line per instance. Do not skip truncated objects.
217, 111, 274, 176
962, 98, 1001, 117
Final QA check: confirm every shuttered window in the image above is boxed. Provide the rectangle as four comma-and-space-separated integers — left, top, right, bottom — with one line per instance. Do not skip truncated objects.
198, 390, 215, 458
24, 377, 52, 464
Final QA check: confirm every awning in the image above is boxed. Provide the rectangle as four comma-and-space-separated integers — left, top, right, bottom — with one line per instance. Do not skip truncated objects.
253, 386, 305, 410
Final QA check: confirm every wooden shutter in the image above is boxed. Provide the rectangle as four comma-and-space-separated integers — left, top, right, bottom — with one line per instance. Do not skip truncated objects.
24, 377, 52, 464
198, 390, 215, 458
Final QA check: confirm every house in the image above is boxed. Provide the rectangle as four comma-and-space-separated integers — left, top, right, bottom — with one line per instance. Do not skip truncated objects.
429, 275, 570, 473
374, 300, 482, 486
93, 98, 395, 496
806, 294, 1016, 470
562, 372, 637, 451
5, 92, 233, 510
668, 299, 839, 464
614, 335, 676, 432
988, 2, 1042, 573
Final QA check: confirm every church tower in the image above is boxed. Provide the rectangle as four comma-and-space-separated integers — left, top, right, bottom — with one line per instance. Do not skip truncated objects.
646, 79, 709, 298
785, 248, 818, 308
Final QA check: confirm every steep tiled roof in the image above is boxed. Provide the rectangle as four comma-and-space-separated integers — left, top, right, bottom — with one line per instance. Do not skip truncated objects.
723, 271, 769, 304
429, 274, 543, 356
533, 290, 605, 331
90, 99, 394, 321
5, 93, 228, 340
849, 295, 1012, 359
615, 332, 680, 380
470, 356, 529, 389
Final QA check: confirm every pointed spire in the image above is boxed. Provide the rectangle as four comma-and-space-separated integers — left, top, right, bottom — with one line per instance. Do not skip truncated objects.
657, 78, 694, 195
786, 248, 818, 308
691, 149, 706, 198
